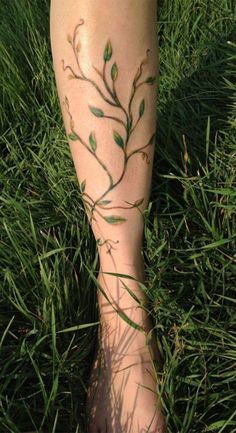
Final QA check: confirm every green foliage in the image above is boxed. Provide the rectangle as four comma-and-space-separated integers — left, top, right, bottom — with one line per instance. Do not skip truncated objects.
0, 0, 235, 432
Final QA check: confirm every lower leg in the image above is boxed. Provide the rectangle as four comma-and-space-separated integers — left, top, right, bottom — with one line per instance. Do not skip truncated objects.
50, 0, 165, 431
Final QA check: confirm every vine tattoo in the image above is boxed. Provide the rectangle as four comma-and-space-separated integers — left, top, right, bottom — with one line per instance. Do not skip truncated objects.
62, 18, 156, 238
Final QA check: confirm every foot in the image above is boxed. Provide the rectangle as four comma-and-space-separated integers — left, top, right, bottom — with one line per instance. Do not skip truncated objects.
86, 273, 166, 433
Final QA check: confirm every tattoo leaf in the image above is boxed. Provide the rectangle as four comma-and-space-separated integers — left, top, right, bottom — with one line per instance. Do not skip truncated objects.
134, 198, 144, 207
113, 130, 125, 149
111, 62, 118, 81
103, 39, 113, 62
89, 105, 104, 117
67, 34, 72, 44
145, 76, 156, 85
76, 41, 81, 52
148, 132, 156, 145
104, 215, 127, 224
127, 117, 132, 134
68, 132, 79, 141
98, 200, 112, 206
89, 131, 97, 152
139, 99, 145, 118
80, 179, 86, 193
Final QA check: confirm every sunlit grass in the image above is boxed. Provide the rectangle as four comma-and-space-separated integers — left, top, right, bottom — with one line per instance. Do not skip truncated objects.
0, 0, 236, 432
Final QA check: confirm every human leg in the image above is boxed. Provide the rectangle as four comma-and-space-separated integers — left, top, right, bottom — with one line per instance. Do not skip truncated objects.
50, 1, 165, 431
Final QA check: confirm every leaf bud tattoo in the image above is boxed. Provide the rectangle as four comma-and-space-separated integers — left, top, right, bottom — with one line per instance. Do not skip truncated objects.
62, 19, 157, 253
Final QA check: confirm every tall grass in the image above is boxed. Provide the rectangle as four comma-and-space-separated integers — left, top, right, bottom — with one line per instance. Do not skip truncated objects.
0, 0, 236, 432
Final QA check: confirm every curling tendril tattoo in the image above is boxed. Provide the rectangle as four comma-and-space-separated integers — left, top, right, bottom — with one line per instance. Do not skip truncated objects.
62, 18, 156, 259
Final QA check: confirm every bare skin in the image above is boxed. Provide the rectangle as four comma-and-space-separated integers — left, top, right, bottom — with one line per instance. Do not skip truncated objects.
50, 1, 166, 431
86, 266, 166, 433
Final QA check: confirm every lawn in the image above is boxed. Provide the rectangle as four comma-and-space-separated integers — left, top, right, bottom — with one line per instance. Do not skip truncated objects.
0, 0, 236, 432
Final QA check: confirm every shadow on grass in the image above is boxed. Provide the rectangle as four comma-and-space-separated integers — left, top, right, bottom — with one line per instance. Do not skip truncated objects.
156, 29, 235, 175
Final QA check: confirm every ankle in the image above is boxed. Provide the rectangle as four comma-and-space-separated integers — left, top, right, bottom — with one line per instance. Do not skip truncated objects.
97, 273, 149, 324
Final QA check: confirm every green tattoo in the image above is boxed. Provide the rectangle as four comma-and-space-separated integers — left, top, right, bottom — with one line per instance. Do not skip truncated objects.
62, 18, 156, 228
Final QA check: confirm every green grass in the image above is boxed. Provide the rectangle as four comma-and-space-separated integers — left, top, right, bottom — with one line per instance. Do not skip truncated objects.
0, 0, 236, 432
